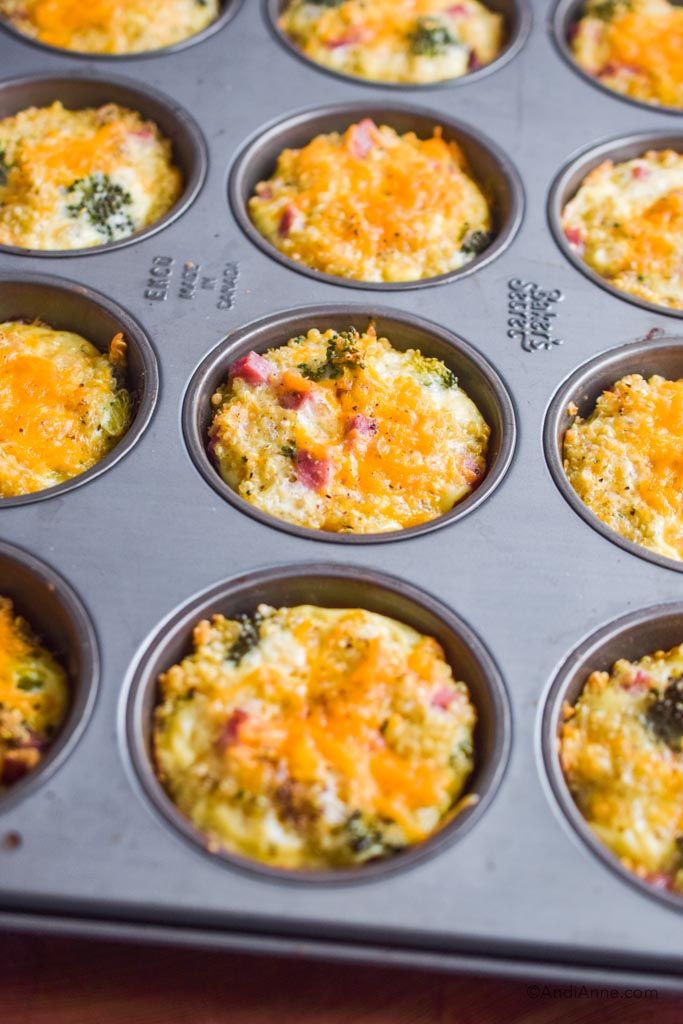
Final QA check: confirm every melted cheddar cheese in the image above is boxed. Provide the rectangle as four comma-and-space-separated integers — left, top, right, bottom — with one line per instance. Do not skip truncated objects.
571, 0, 683, 110
209, 326, 489, 534
154, 604, 476, 869
0, 321, 131, 498
0, 597, 69, 790
0, 102, 182, 251
248, 119, 492, 283
564, 374, 683, 562
560, 644, 683, 896
561, 150, 683, 311
279, 0, 504, 85
0, 0, 219, 54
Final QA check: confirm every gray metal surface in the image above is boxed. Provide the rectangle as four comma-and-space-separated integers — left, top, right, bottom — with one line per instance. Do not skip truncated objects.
1, 0, 682, 986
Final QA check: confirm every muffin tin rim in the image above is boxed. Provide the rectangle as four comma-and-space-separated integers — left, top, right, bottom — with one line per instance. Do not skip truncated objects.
227, 99, 526, 292
0, 271, 160, 508
550, 0, 683, 118
547, 128, 683, 320
538, 600, 683, 915
0, 0, 245, 62
0, 71, 208, 259
543, 331, 683, 574
0, 539, 100, 815
264, 0, 534, 93
181, 302, 518, 544
121, 560, 513, 886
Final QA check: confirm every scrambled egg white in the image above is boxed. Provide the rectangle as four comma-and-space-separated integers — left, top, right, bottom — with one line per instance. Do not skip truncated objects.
563, 373, 683, 562
248, 118, 493, 283
0, 0, 220, 54
0, 597, 69, 790
561, 643, 683, 896
209, 325, 490, 534
561, 149, 683, 311
0, 321, 131, 498
571, 0, 683, 110
279, 0, 504, 85
0, 102, 183, 251
154, 604, 477, 870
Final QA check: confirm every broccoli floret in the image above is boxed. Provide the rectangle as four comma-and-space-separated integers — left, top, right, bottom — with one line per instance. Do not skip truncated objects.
298, 329, 363, 381
226, 612, 262, 666
344, 811, 385, 856
589, 0, 631, 20
0, 148, 10, 187
409, 17, 456, 57
411, 353, 458, 390
461, 229, 494, 256
280, 444, 296, 459
66, 173, 134, 241
647, 677, 683, 751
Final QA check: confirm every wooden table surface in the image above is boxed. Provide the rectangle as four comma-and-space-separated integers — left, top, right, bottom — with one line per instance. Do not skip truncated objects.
1, 931, 681, 1024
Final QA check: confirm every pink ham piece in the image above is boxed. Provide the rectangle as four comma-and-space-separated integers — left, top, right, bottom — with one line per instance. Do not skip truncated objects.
229, 351, 273, 386
296, 450, 332, 491
621, 669, 651, 694
467, 50, 483, 71
645, 871, 673, 891
446, 3, 469, 13
1, 752, 30, 785
280, 389, 313, 411
347, 119, 378, 159
346, 414, 377, 437
278, 203, 301, 237
325, 26, 367, 49
216, 709, 248, 752
431, 687, 458, 710
632, 164, 650, 180
564, 226, 584, 249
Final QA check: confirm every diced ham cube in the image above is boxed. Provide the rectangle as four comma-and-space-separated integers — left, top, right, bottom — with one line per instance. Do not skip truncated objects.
564, 225, 584, 249
346, 414, 377, 436
325, 26, 367, 49
447, 4, 469, 14
621, 669, 651, 694
278, 203, 301, 237
296, 450, 332, 491
229, 351, 273, 386
1, 751, 32, 785
645, 871, 673, 891
432, 686, 458, 710
216, 709, 248, 752
632, 165, 650, 181
280, 389, 313, 411
347, 119, 378, 159
468, 50, 483, 71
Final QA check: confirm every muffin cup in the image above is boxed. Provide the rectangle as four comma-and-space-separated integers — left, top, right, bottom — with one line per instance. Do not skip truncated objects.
182, 304, 517, 542
228, 102, 524, 291
0, 73, 207, 257
550, 0, 683, 116
266, 0, 532, 91
124, 562, 511, 883
548, 130, 683, 318
0, 541, 99, 813
0, 0, 244, 61
544, 331, 683, 572
540, 602, 683, 912
0, 272, 159, 506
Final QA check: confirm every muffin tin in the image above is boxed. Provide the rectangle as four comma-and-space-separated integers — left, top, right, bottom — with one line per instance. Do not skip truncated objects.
1, 0, 683, 990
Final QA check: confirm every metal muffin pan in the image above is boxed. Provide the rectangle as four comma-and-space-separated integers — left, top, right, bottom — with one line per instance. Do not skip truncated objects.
266, 0, 533, 92
0, 0, 245, 61
548, 130, 683, 319
0, 73, 208, 258
2, 0, 683, 989
0, 540, 99, 814
551, 0, 683, 117
183, 304, 516, 543
228, 101, 525, 290
540, 602, 683, 913
125, 563, 510, 882
0, 273, 159, 507
544, 332, 683, 573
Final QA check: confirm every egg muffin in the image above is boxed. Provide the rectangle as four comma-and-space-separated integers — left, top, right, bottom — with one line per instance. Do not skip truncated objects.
279, 0, 504, 85
0, 321, 131, 498
561, 150, 683, 311
571, 0, 683, 110
0, 102, 183, 251
208, 325, 490, 534
0, 597, 69, 790
560, 643, 683, 896
154, 603, 477, 870
563, 373, 683, 562
248, 119, 493, 283
0, 0, 220, 54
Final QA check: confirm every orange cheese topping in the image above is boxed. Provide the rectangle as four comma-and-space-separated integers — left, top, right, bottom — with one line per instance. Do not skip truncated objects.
0, 0, 220, 54
248, 120, 492, 283
209, 326, 489, 534
0, 597, 69, 789
154, 604, 476, 869
0, 321, 131, 498
564, 373, 683, 561
572, 0, 683, 109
